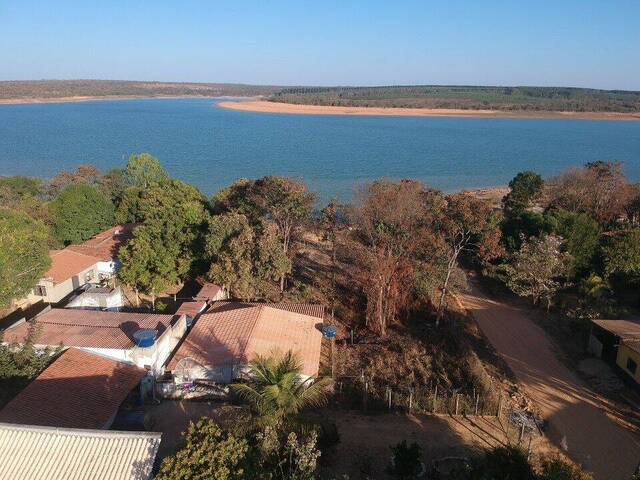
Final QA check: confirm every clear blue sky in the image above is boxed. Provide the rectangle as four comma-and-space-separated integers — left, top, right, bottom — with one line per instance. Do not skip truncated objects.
1, 0, 639, 90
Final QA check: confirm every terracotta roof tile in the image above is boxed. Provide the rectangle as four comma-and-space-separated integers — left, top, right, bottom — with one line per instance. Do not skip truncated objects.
194, 281, 224, 301
0, 348, 147, 429
43, 249, 100, 284
67, 224, 134, 262
169, 302, 323, 377
3, 309, 174, 349
175, 301, 207, 318
210, 301, 324, 319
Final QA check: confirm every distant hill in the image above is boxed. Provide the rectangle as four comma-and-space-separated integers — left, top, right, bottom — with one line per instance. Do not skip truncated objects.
268, 85, 640, 113
0, 80, 281, 101
4, 81, 640, 113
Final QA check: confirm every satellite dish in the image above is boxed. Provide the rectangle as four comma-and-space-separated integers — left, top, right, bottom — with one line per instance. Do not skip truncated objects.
173, 357, 207, 383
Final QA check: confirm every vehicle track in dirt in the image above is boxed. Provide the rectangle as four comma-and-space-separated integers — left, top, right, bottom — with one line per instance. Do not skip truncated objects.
460, 283, 640, 479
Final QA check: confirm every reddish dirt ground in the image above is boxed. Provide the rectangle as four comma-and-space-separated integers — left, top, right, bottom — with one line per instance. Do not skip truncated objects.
317, 411, 555, 479
460, 283, 640, 480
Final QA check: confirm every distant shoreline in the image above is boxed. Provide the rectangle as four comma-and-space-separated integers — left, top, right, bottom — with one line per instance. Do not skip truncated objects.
0, 95, 254, 106
218, 100, 640, 121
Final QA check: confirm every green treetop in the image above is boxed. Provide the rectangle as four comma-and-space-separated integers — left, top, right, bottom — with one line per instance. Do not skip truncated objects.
0, 209, 51, 307
50, 184, 115, 246
123, 153, 170, 189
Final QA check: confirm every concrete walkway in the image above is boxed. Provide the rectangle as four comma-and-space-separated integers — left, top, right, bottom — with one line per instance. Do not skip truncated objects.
460, 284, 640, 480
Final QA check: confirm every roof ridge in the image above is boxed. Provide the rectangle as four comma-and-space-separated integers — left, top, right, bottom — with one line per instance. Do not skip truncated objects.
0, 422, 162, 439
56, 247, 102, 262
241, 304, 266, 361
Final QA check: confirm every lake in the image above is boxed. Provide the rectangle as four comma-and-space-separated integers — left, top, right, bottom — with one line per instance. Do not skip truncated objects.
1, 98, 639, 201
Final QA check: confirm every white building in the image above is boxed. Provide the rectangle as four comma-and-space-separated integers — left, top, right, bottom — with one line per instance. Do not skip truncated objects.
66, 285, 125, 311
2, 308, 187, 375
25, 225, 134, 305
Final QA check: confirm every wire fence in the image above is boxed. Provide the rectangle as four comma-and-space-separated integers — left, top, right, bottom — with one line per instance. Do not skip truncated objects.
333, 375, 501, 417
333, 375, 541, 456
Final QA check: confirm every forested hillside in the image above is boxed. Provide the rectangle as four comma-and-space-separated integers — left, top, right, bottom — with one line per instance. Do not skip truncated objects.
269, 85, 640, 112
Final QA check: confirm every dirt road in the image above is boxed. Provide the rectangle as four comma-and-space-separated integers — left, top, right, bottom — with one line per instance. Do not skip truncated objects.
460, 285, 640, 480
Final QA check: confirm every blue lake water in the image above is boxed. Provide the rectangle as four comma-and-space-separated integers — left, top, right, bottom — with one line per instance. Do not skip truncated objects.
1, 97, 639, 201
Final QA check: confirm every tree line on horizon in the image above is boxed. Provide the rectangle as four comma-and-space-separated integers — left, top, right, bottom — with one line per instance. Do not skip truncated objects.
269, 85, 640, 112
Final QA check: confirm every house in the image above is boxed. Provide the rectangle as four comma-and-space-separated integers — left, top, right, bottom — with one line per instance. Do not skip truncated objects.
27, 249, 103, 304
2, 308, 187, 374
0, 422, 160, 480
26, 224, 134, 305
0, 348, 148, 430
166, 301, 324, 385
193, 279, 228, 303
589, 319, 640, 384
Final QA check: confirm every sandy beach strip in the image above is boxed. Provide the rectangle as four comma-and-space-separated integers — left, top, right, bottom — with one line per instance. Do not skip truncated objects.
218, 100, 640, 121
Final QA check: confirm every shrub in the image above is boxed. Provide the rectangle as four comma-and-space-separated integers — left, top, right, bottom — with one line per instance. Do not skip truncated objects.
538, 455, 594, 480
156, 418, 250, 480
390, 440, 422, 479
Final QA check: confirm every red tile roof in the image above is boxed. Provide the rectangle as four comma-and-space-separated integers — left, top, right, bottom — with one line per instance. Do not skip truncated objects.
175, 301, 207, 318
67, 224, 135, 262
210, 301, 325, 319
44, 249, 100, 284
168, 302, 323, 377
193, 281, 223, 302
0, 348, 147, 429
3, 309, 174, 349
41, 225, 135, 285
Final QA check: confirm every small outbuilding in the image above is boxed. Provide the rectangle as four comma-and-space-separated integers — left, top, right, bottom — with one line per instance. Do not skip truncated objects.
589, 319, 640, 384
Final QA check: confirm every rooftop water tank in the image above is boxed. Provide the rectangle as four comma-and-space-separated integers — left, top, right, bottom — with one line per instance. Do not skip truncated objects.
322, 325, 337, 339
133, 329, 157, 348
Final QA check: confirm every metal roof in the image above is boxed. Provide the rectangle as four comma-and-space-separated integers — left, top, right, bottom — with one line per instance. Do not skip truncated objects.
592, 319, 640, 339
0, 422, 160, 480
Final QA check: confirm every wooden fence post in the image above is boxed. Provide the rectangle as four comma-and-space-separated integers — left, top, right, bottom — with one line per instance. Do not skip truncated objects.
497, 395, 503, 418
409, 391, 413, 413
433, 385, 438, 414
474, 395, 480, 416
455, 394, 460, 416
387, 388, 392, 411
364, 381, 368, 412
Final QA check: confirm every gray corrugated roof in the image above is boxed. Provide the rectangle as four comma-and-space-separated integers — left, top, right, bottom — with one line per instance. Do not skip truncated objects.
0, 422, 161, 480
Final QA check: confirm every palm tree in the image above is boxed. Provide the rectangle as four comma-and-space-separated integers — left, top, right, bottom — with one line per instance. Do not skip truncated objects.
231, 351, 332, 424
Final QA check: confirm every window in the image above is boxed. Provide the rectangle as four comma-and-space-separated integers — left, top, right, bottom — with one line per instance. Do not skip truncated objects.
33, 285, 47, 297
627, 357, 637, 375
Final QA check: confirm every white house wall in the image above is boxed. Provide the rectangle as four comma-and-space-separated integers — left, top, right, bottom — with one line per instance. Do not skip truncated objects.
27, 264, 99, 304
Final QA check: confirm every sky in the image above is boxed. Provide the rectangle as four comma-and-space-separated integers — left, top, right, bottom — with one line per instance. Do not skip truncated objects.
1, 0, 639, 90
